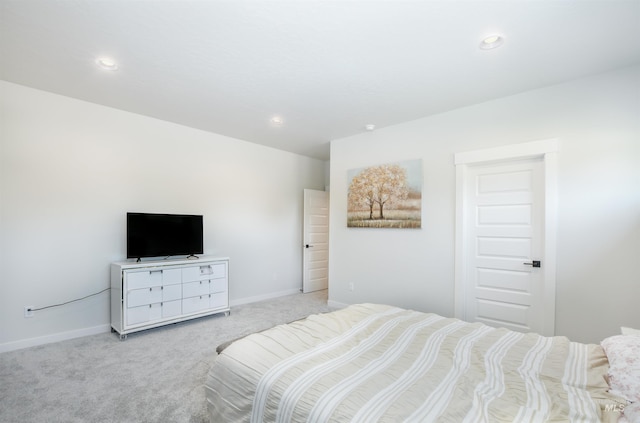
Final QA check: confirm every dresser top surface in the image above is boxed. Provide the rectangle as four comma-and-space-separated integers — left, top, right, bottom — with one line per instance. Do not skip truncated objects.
112, 256, 229, 270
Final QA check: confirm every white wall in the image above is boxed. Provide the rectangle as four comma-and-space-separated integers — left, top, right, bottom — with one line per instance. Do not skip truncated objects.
329, 65, 640, 344
0, 81, 326, 350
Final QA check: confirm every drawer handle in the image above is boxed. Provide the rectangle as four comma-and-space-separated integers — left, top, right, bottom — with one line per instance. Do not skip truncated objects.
149, 288, 152, 292
149, 304, 152, 308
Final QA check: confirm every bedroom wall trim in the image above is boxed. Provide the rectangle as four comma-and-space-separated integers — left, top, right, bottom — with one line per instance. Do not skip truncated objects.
327, 299, 349, 309
229, 288, 302, 307
454, 138, 559, 336
0, 324, 111, 354
0, 290, 304, 353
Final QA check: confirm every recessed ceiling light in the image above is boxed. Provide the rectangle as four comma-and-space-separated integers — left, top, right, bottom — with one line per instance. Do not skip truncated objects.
270, 116, 284, 125
365, 124, 376, 131
479, 35, 504, 50
96, 57, 118, 70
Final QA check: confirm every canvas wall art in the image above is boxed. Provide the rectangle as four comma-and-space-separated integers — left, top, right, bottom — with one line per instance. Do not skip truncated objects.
347, 159, 422, 228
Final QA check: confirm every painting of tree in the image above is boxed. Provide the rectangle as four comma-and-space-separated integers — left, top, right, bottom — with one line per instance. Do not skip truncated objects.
347, 159, 422, 228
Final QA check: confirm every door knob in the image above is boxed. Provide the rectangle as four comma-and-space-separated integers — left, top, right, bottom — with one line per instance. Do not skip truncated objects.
523, 260, 541, 268
305, 244, 314, 248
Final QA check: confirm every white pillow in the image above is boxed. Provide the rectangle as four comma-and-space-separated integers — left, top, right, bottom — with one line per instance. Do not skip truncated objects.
601, 334, 640, 402
621, 326, 640, 336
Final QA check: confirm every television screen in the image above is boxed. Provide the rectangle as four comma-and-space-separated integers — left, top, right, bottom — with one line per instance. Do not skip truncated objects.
127, 213, 203, 259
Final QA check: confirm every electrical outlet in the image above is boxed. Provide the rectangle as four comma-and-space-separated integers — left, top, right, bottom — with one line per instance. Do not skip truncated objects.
24, 306, 34, 318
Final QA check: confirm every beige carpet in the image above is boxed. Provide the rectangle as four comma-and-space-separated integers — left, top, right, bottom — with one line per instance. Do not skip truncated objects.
0, 290, 333, 423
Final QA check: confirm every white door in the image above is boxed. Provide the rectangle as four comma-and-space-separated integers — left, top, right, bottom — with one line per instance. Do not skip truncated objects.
303, 189, 329, 293
465, 159, 544, 333
455, 139, 558, 336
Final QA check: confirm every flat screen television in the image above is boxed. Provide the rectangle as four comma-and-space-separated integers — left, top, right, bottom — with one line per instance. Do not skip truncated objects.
127, 212, 203, 260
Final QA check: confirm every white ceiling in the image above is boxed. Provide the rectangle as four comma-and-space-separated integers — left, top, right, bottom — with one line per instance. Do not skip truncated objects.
1, 1, 639, 160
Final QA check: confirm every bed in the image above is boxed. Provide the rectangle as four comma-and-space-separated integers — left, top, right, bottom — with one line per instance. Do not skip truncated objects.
205, 303, 636, 422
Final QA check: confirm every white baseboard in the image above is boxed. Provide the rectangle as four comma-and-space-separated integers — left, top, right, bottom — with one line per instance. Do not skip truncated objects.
0, 324, 111, 354
1, 289, 315, 354
327, 299, 349, 309
229, 288, 302, 307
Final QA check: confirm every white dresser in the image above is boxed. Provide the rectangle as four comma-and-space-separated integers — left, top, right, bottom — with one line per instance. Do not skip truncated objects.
110, 256, 229, 339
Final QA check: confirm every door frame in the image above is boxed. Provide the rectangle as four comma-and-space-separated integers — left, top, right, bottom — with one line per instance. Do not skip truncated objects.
454, 139, 559, 336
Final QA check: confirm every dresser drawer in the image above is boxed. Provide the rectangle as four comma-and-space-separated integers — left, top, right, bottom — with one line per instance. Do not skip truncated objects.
127, 303, 161, 325
126, 270, 162, 290
125, 267, 182, 289
126, 300, 181, 325
161, 299, 182, 318
182, 266, 201, 283
209, 278, 227, 294
183, 280, 209, 298
162, 284, 182, 301
162, 268, 182, 285
209, 292, 227, 309
127, 286, 162, 308
182, 296, 209, 314
199, 263, 227, 280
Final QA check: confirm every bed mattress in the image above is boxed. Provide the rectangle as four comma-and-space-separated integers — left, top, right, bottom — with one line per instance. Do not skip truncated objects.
205, 303, 624, 422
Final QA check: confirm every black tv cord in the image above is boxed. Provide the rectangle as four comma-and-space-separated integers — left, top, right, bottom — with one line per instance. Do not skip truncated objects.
28, 287, 111, 312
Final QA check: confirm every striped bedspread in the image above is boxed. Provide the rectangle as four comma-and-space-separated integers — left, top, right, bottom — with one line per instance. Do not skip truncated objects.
205, 304, 624, 422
